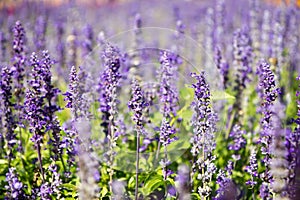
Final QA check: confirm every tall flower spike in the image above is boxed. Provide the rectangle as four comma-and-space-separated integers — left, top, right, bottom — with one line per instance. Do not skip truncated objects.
98, 43, 122, 138
25, 52, 47, 180
232, 28, 253, 124
233, 28, 253, 90
12, 21, 26, 126
228, 124, 246, 161
245, 148, 258, 187
0, 67, 17, 161
286, 75, 300, 197
128, 78, 149, 199
98, 43, 122, 194
128, 78, 148, 130
157, 51, 179, 119
190, 72, 217, 198
64, 66, 84, 120
40, 50, 62, 162
256, 60, 280, 199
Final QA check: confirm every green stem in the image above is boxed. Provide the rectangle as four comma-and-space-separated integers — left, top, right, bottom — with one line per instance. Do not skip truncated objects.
135, 129, 140, 200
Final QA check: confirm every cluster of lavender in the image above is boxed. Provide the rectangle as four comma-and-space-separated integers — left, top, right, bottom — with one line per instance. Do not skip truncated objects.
0, 0, 300, 199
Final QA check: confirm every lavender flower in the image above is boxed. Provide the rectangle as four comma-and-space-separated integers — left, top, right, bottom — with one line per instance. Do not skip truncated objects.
12, 21, 26, 125
64, 66, 79, 110
41, 51, 62, 160
5, 168, 27, 199
190, 72, 217, 198
157, 51, 179, 119
128, 78, 149, 199
233, 28, 253, 90
158, 118, 178, 180
228, 124, 246, 160
0, 67, 17, 161
98, 44, 122, 135
98, 43, 122, 193
37, 162, 62, 200
159, 118, 178, 147
25, 52, 47, 180
256, 60, 280, 199
215, 161, 235, 200
245, 149, 258, 187
286, 76, 300, 197
60, 127, 78, 171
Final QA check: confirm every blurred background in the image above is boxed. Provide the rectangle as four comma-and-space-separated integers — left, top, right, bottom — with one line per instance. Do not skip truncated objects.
1, 0, 300, 10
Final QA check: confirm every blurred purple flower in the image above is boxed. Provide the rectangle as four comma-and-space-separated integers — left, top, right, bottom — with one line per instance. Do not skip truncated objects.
214, 46, 229, 89
34, 16, 47, 51
5, 168, 27, 199
233, 28, 253, 89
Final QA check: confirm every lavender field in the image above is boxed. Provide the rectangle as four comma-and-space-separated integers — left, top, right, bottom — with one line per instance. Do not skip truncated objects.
0, 0, 300, 199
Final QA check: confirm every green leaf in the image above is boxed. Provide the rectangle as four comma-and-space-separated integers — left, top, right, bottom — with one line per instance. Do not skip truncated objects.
100, 186, 108, 197
180, 85, 194, 102
0, 159, 8, 165
211, 90, 235, 101
142, 175, 164, 195
61, 183, 77, 190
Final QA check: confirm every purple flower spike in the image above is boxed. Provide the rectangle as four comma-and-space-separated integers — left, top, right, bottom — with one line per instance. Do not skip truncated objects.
98, 43, 122, 138
0, 67, 17, 159
128, 78, 148, 128
190, 72, 217, 198
12, 21, 27, 127
233, 28, 253, 89
157, 51, 179, 119
228, 124, 246, 160
245, 149, 258, 187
